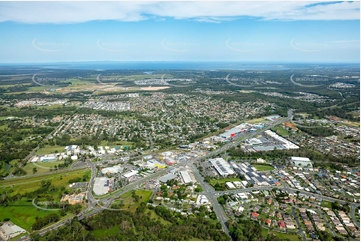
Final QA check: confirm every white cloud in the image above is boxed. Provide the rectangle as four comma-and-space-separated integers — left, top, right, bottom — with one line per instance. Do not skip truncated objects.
0, 1, 359, 24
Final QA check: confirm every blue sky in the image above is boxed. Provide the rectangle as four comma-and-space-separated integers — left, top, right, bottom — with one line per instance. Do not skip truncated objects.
0, 1, 359, 63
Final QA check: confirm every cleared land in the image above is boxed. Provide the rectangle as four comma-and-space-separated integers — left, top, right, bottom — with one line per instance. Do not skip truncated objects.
262, 228, 301, 241
272, 126, 290, 137
209, 177, 242, 186
0, 169, 91, 196
253, 164, 274, 171
0, 198, 55, 231
23, 161, 65, 175
114, 190, 153, 213
35, 145, 65, 155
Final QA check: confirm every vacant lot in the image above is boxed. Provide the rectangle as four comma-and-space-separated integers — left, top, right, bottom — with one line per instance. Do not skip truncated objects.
115, 190, 153, 213
23, 161, 65, 175
209, 177, 242, 186
0, 198, 55, 231
35, 145, 65, 155
253, 164, 274, 171
0, 169, 91, 196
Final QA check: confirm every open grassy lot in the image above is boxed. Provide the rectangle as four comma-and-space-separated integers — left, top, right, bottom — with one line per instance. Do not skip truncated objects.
261, 228, 301, 240
0, 169, 91, 196
253, 164, 274, 171
27, 86, 48, 92
272, 126, 290, 137
35, 145, 65, 155
321, 200, 333, 209
0, 198, 55, 231
144, 208, 171, 226
93, 226, 120, 239
22, 161, 65, 174
116, 190, 153, 213
209, 177, 241, 186
247, 117, 267, 124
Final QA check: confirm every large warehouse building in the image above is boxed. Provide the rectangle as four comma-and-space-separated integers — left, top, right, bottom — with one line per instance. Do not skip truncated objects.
180, 170, 193, 184
209, 158, 235, 177
290, 157, 313, 168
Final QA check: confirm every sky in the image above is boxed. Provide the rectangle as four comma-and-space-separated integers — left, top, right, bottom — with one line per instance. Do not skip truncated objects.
0, 1, 359, 63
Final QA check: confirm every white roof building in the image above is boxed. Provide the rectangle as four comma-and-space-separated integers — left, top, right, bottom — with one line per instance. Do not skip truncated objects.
196, 195, 210, 205
31, 156, 39, 163
226, 182, 236, 189
209, 158, 235, 177
0, 222, 26, 240
180, 171, 193, 184
290, 157, 313, 168
101, 165, 123, 174
123, 170, 138, 178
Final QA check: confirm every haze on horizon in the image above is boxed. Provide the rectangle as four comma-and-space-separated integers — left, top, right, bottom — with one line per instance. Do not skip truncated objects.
0, 1, 359, 64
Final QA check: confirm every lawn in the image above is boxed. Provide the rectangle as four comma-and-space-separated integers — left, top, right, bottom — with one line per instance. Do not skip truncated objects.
116, 190, 153, 213
272, 126, 289, 137
209, 177, 242, 186
0, 198, 55, 231
27, 86, 47, 92
247, 117, 267, 124
261, 228, 301, 240
144, 208, 171, 226
35, 145, 65, 155
321, 200, 333, 209
253, 164, 274, 171
0, 169, 91, 196
93, 225, 120, 239
23, 161, 65, 175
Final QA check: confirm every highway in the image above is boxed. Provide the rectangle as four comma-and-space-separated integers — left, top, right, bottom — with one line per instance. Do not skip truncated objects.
37, 109, 295, 237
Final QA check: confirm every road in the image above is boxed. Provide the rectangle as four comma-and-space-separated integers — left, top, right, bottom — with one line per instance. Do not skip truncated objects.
319, 208, 336, 238
291, 206, 306, 241
37, 109, 294, 236
96, 74, 104, 84
189, 163, 231, 238
225, 74, 254, 88
350, 205, 360, 229
290, 74, 320, 88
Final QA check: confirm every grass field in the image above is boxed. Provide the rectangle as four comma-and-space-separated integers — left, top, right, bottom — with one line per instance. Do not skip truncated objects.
253, 164, 274, 171
0, 198, 55, 231
247, 117, 267, 124
209, 177, 241, 186
35, 145, 65, 155
93, 225, 120, 239
321, 200, 333, 209
261, 228, 301, 240
0, 169, 91, 196
116, 190, 153, 213
22, 161, 65, 174
144, 208, 171, 226
27, 86, 47, 92
272, 126, 290, 137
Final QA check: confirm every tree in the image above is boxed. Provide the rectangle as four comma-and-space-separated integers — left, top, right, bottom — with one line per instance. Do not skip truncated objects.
33, 167, 37, 174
